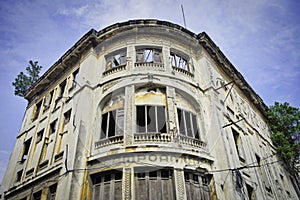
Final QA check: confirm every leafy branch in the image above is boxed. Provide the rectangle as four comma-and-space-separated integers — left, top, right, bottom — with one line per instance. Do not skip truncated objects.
12, 60, 42, 97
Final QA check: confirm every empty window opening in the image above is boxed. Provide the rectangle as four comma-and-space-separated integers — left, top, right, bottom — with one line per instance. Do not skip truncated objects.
16, 170, 23, 182
43, 90, 54, 111
21, 138, 32, 162
49, 183, 58, 200
36, 129, 44, 143
136, 48, 162, 63
32, 101, 42, 121
50, 120, 57, 135
170, 52, 189, 71
232, 128, 245, 162
64, 109, 72, 124
136, 105, 166, 133
58, 80, 66, 99
33, 190, 42, 200
101, 108, 124, 139
106, 50, 127, 69
177, 108, 199, 139
71, 68, 79, 88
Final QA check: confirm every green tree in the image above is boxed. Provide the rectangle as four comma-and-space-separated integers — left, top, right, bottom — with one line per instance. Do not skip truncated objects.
12, 60, 42, 97
268, 102, 300, 172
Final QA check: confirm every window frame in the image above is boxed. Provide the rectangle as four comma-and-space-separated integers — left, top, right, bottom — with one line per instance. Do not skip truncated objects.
136, 105, 167, 134
136, 47, 162, 63
105, 49, 127, 70
177, 108, 200, 139
21, 138, 32, 162
100, 108, 124, 140
170, 51, 189, 71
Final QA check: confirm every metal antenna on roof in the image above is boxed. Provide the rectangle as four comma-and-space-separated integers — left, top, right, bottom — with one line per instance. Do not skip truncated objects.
181, 4, 187, 28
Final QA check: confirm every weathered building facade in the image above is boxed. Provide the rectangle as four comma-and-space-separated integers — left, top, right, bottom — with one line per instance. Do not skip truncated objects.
0, 19, 299, 200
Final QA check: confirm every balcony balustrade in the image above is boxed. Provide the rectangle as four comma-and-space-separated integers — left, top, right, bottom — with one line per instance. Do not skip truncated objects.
103, 65, 126, 76
134, 62, 164, 69
95, 135, 124, 149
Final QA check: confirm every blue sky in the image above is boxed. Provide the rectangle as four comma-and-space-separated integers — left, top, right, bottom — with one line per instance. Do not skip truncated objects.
0, 0, 299, 182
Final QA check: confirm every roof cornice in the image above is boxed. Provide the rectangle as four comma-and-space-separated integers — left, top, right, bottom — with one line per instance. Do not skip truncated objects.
24, 19, 268, 117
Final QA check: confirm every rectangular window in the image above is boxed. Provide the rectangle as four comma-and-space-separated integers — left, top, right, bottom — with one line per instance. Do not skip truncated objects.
70, 68, 79, 89
184, 171, 211, 200
58, 80, 66, 99
136, 48, 162, 63
136, 105, 166, 133
106, 51, 127, 70
32, 101, 42, 121
64, 109, 72, 124
33, 190, 42, 200
36, 129, 44, 143
177, 108, 199, 139
50, 120, 57, 135
135, 168, 175, 200
43, 90, 54, 111
16, 169, 23, 182
21, 138, 32, 162
232, 128, 245, 162
101, 108, 124, 139
49, 183, 57, 200
170, 52, 189, 71
91, 170, 122, 200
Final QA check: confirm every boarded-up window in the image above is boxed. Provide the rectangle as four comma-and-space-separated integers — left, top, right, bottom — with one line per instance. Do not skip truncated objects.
135, 168, 175, 200
177, 108, 199, 139
184, 171, 211, 200
136, 105, 166, 133
91, 170, 122, 200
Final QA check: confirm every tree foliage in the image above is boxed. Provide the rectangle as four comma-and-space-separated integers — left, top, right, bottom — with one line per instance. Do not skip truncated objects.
12, 60, 42, 97
268, 102, 300, 172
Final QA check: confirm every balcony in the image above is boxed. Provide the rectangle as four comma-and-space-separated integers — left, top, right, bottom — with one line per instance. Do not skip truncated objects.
103, 65, 126, 76
134, 133, 172, 144
178, 135, 206, 149
95, 135, 124, 149
172, 66, 194, 78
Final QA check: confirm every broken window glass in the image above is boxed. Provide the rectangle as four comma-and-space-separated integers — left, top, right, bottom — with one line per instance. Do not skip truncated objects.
106, 51, 127, 70
136, 48, 162, 63
177, 108, 199, 139
170, 52, 189, 71
136, 105, 166, 133
101, 108, 124, 139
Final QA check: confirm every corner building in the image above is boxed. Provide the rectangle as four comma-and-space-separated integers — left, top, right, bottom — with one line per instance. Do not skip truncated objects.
1, 20, 299, 200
